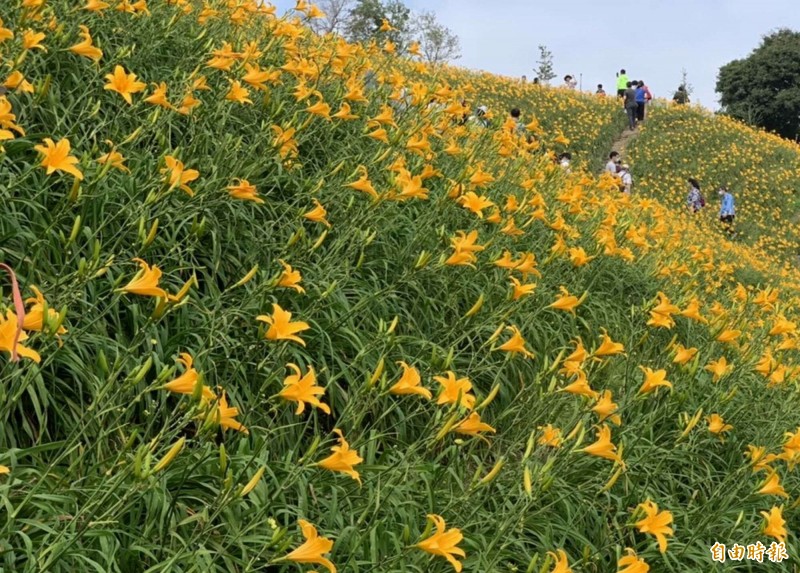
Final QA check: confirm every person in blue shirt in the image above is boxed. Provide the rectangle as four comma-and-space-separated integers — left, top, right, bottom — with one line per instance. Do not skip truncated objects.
635, 81, 652, 122
719, 186, 736, 235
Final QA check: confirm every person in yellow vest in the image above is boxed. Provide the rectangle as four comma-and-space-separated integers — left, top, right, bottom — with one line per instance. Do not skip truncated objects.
616, 69, 629, 98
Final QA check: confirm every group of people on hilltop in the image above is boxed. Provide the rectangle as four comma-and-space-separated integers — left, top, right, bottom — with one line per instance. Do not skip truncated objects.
523, 67, 693, 113
615, 70, 653, 131
522, 68, 660, 121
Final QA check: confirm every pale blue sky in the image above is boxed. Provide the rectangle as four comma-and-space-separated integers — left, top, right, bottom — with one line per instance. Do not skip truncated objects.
272, 0, 800, 109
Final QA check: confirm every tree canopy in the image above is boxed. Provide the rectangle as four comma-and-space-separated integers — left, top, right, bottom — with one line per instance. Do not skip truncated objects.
413, 10, 461, 64
345, 0, 412, 51
535, 45, 556, 84
717, 29, 800, 140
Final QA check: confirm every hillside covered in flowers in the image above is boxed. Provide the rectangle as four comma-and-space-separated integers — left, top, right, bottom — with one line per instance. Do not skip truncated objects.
2, 1, 800, 572
629, 104, 800, 276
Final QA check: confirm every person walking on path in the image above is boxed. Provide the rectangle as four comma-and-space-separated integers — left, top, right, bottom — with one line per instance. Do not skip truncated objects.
719, 186, 736, 234
616, 69, 629, 98
623, 82, 638, 130
686, 178, 705, 212
635, 80, 652, 122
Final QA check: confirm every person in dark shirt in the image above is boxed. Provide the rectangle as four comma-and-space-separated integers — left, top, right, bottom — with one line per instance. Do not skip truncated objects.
623, 82, 638, 130
673, 85, 690, 104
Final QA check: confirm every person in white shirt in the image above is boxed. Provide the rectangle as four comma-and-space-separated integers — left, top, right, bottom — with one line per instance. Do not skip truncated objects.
468, 105, 490, 128
564, 75, 578, 89
618, 164, 633, 194
606, 151, 620, 175
559, 152, 572, 173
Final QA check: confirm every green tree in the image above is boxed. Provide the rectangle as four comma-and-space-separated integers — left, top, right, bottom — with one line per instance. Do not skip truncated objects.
413, 10, 460, 64
309, 0, 355, 35
717, 29, 800, 140
680, 68, 694, 96
673, 69, 693, 104
535, 45, 556, 84
345, 0, 412, 51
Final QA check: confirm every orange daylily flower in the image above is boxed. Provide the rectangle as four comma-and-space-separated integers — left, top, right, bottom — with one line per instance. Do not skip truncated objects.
279, 363, 330, 414
277, 260, 304, 293
0, 310, 41, 363
415, 514, 466, 572
582, 424, 622, 464
452, 411, 496, 437
281, 519, 336, 573
226, 179, 264, 203
434, 371, 475, 409
256, 303, 310, 346
119, 258, 168, 298
163, 353, 216, 401
103, 65, 146, 104
389, 361, 432, 399
68, 25, 103, 61
538, 424, 563, 447
303, 199, 331, 227
497, 325, 534, 358
638, 366, 672, 394
22, 286, 67, 335
549, 286, 583, 314
162, 155, 199, 196
316, 429, 363, 483
634, 500, 674, 553
34, 138, 83, 180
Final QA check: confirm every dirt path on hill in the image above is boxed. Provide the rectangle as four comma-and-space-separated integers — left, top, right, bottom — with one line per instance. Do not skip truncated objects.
609, 126, 640, 160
